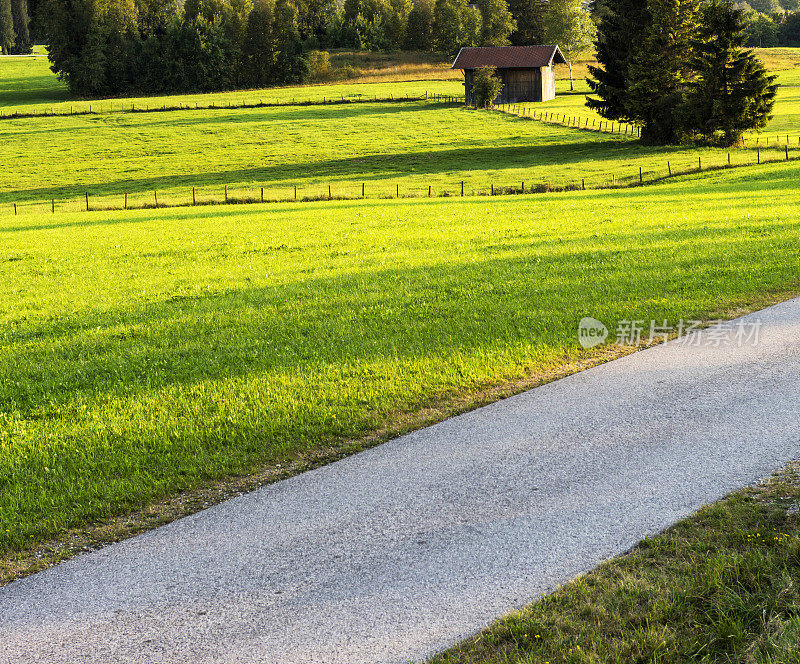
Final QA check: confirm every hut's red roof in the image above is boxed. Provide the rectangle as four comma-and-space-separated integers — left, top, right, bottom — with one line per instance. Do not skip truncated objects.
452, 45, 566, 69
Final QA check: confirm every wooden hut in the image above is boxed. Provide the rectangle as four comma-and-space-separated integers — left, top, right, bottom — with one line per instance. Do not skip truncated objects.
452, 45, 567, 105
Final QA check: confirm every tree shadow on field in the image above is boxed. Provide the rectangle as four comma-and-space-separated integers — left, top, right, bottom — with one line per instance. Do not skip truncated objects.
2, 216, 794, 416
0, 136, 645, 206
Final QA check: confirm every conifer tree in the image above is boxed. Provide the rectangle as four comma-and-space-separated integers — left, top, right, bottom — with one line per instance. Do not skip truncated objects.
10, 0, 30, 53
585, 0, 649, 122
0, 0, 15, 53
686, 0, 777, 144
624, 0, 700, 142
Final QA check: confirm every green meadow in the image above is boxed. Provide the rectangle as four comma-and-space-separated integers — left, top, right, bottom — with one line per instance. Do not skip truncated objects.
0, 92, 796, 214
1, 161, 799, 553
2, 49, 800, 215
1, 48, 800, 559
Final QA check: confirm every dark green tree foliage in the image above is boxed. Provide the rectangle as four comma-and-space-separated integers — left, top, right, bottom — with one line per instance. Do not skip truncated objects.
588, 0, 778, 144
472, 65, 503, 106
42, 0, 317, 96
507, 0, 545, 45
475, 0, 516, 46
586, 0, 649, 122
432, 0, 481, 52
10, 0, 31, 52
242, 0, 274, 86
295, 0, 336, 42
403, 0, 433, 49
625, 0, 700, 143
0, 0, 15, 53
687, 0, 777, 144
780, 10, 800, 43
272, 0, 308, 83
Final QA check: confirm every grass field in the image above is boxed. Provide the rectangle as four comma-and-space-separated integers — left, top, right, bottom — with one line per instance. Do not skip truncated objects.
2, 49, 800, 214
1, 160, 799, 556
429, 463, 800, 664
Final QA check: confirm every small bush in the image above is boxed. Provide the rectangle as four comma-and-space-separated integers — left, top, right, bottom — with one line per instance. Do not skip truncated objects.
472, 66, 503, 108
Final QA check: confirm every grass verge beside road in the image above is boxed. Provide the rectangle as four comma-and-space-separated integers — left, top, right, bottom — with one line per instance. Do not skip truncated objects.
429, 462, 800, 664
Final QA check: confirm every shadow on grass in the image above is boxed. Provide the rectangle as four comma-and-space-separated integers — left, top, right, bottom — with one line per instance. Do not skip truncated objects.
3, 209, 797, 416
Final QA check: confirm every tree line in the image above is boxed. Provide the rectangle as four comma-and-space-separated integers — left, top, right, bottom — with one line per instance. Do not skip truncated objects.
27, 0, 585, 96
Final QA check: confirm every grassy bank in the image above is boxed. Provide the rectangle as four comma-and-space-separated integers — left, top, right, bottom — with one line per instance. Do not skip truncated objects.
429, 462, 800, 664
1, 160, 799, 555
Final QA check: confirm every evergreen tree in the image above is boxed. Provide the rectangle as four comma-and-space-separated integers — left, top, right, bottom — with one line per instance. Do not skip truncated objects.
10, 0, 31, 53
242, 0, 275, 86
624, 0, 700, 142
476, 0, 515, 46
403, 0, 433, 49
686, 0, 778, 144
272, 0, 308, 82
0, 0, 15, 53
542, 0, 595, 90
507, 0, 545, 45
585, 0, 649, 122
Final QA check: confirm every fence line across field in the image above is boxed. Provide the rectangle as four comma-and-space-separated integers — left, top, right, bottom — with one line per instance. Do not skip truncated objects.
0, 92, 465, 121
6, 144, 795, 217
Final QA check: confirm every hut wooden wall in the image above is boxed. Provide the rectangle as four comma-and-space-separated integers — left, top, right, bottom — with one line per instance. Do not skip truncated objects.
463, 66, 555, 105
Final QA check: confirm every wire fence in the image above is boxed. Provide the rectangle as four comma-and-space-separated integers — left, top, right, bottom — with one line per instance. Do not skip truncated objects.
495, 102, 800, 147
0, 92, 464, 121
4, 144, 797, 217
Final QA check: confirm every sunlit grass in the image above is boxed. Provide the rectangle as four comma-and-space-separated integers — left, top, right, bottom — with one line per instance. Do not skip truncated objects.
1, 160, 799, 553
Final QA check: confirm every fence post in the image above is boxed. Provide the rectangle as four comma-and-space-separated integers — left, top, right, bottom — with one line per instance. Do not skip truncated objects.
639, 166, 642, 183
698, 156, 701, 171
225, 185, 228, 203
294, 185, 297, 200
396, 184, 399, 198
758, 148, 760, 164
328, 184, 332, 199
728, 153, 731, 166
124, 193, 128, 209
154, 191, 158, 206
668, 161, 671, 176
261, 187, 264, 202
193, 187, 196, 205
362, 183, 365, 198
52, 199, 55, 213
14, 203, 17, 215
85, 192, 89, 211
582, 178, 585, 190
786, 145, 789, 160
428, 185, 431, 197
